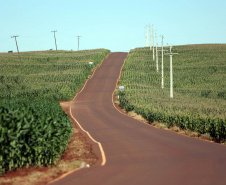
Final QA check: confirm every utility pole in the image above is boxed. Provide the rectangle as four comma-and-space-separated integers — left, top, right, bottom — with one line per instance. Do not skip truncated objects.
146, 25, 148, 47
170, 46, 173, 98
169, 46, 178, 98
161, 35, 164, 89
149, 24, 152, 50
156, 34, 158, 72
11, 35, 21, 64
152, 28, 156, 61
77, 36, 82, 51
155, 34, 161, 72
51, 30, 57, 50
161, 40, 169, 89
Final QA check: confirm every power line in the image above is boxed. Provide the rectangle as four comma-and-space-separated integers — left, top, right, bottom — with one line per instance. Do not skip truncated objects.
51, 30, 57, 50
11, 35, 21, 64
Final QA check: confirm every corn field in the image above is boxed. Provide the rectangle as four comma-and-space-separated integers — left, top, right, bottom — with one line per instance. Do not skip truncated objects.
0, 49, 110, 175
0, 49, 110, 100
0, 101, 72, 175
118, 44, 226, 142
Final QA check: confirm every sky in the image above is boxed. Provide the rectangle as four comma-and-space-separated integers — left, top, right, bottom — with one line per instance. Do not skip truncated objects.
0, 0, 226, 52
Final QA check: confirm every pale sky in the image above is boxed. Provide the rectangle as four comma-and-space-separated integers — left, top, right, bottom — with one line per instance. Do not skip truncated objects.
0, 0, 225, 52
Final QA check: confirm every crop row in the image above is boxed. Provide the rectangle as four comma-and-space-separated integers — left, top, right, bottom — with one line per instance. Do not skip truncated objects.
0, 49, 110, 101
119, 91, 226, 142
0, 49, 110, 175
0, 99, 72, 175
118, 45, 226, 142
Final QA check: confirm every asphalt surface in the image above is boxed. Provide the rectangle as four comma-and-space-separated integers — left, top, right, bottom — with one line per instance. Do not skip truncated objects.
50, 52, 226, 185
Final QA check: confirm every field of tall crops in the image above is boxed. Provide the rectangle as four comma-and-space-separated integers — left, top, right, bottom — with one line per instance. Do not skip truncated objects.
0, 49, 110, 100
0, 49, 110, 175
118, 44, 226, 142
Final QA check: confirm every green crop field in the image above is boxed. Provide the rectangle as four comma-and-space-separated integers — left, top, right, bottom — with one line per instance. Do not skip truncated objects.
0, 49, 110, 175
118, 44, 226, 142
0, 49, 110, 100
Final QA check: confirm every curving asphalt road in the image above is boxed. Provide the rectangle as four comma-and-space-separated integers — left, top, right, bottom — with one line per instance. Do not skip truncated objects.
50, 52, 226, 185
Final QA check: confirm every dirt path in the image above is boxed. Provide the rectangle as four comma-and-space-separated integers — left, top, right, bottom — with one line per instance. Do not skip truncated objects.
50, 52, 226, 185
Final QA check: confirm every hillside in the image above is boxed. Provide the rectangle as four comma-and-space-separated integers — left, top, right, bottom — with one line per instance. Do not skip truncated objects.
118, 44, 226, 142
0, 49, 110, 100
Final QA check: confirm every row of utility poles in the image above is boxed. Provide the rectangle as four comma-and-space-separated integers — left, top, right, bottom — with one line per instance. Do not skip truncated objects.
145, 24, 178, 98
10, 31, 82, 64
50, 31, 82, 51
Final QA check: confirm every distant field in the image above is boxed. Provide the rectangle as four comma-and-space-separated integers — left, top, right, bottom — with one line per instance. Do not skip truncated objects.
0, 49, 110, 100
0, 49, 110, 175
119, 44, 226, 142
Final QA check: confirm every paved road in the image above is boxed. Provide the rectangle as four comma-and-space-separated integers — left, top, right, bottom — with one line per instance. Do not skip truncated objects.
50, 52, 226, 185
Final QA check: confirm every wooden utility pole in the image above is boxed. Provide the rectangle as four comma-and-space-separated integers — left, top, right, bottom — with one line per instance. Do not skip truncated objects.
77, 36, 82, 51
51, 30, 57, 50
11, 35, 21, 64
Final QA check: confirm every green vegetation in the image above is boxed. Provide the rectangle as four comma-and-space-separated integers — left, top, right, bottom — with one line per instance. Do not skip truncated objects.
0, 49, 110, 175
0, 49, 110, 100
118, 44, 226, 142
